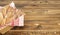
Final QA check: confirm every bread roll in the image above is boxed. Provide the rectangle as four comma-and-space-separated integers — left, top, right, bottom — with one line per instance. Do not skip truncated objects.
2, 5, 10, 16
0, 12, 3, 25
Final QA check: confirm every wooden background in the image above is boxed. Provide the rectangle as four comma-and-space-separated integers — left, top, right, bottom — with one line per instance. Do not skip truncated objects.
0, 0, 60, 35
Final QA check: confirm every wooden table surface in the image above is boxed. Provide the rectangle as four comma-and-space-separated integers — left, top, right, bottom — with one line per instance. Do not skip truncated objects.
0, 0, 60, 35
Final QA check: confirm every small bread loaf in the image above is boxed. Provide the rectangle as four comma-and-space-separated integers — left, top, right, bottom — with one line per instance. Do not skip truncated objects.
0, 12, 3, 25
2, 5, 9, 16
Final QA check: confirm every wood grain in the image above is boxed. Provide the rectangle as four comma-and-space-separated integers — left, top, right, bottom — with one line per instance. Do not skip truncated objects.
0, 0, 60, 35
0, 0, 60, 1
22, 9, 60, 20
0, 1, 60, 5
10, 20, 60, 30
0, 1, 60, 9
1, 30, 60, 35
22, 9, 60, 15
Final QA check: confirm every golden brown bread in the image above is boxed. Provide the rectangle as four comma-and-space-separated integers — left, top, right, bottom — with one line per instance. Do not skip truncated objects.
0, 5, 15, 25
2, 5, 9, 17
0, 2, 25, 34
0, 4, 25, 25
0, 12, 3, 25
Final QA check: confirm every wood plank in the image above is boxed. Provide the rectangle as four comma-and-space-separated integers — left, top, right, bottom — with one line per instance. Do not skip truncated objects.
22, 5, 60, 9
11, 24, 60, 30
0, 1, 47, 4
0, 0, 60, 1
22, 7, 60, 10
24, 20, 60, 25
0, 1, 60, 5
47, 0, 60, 4
0, 0, 60, 4
22, 9, 60, 15
12, 25, 60, 30
25, 16, 60, 20
1, 30, 60, 35
0, 0, 45, 1
0, 1, 60, 9
1, 1, 60, 5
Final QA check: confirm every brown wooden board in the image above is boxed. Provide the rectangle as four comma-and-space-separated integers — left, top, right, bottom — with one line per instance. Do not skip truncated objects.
1, 30, 60, 35
0, 0, 60, 35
